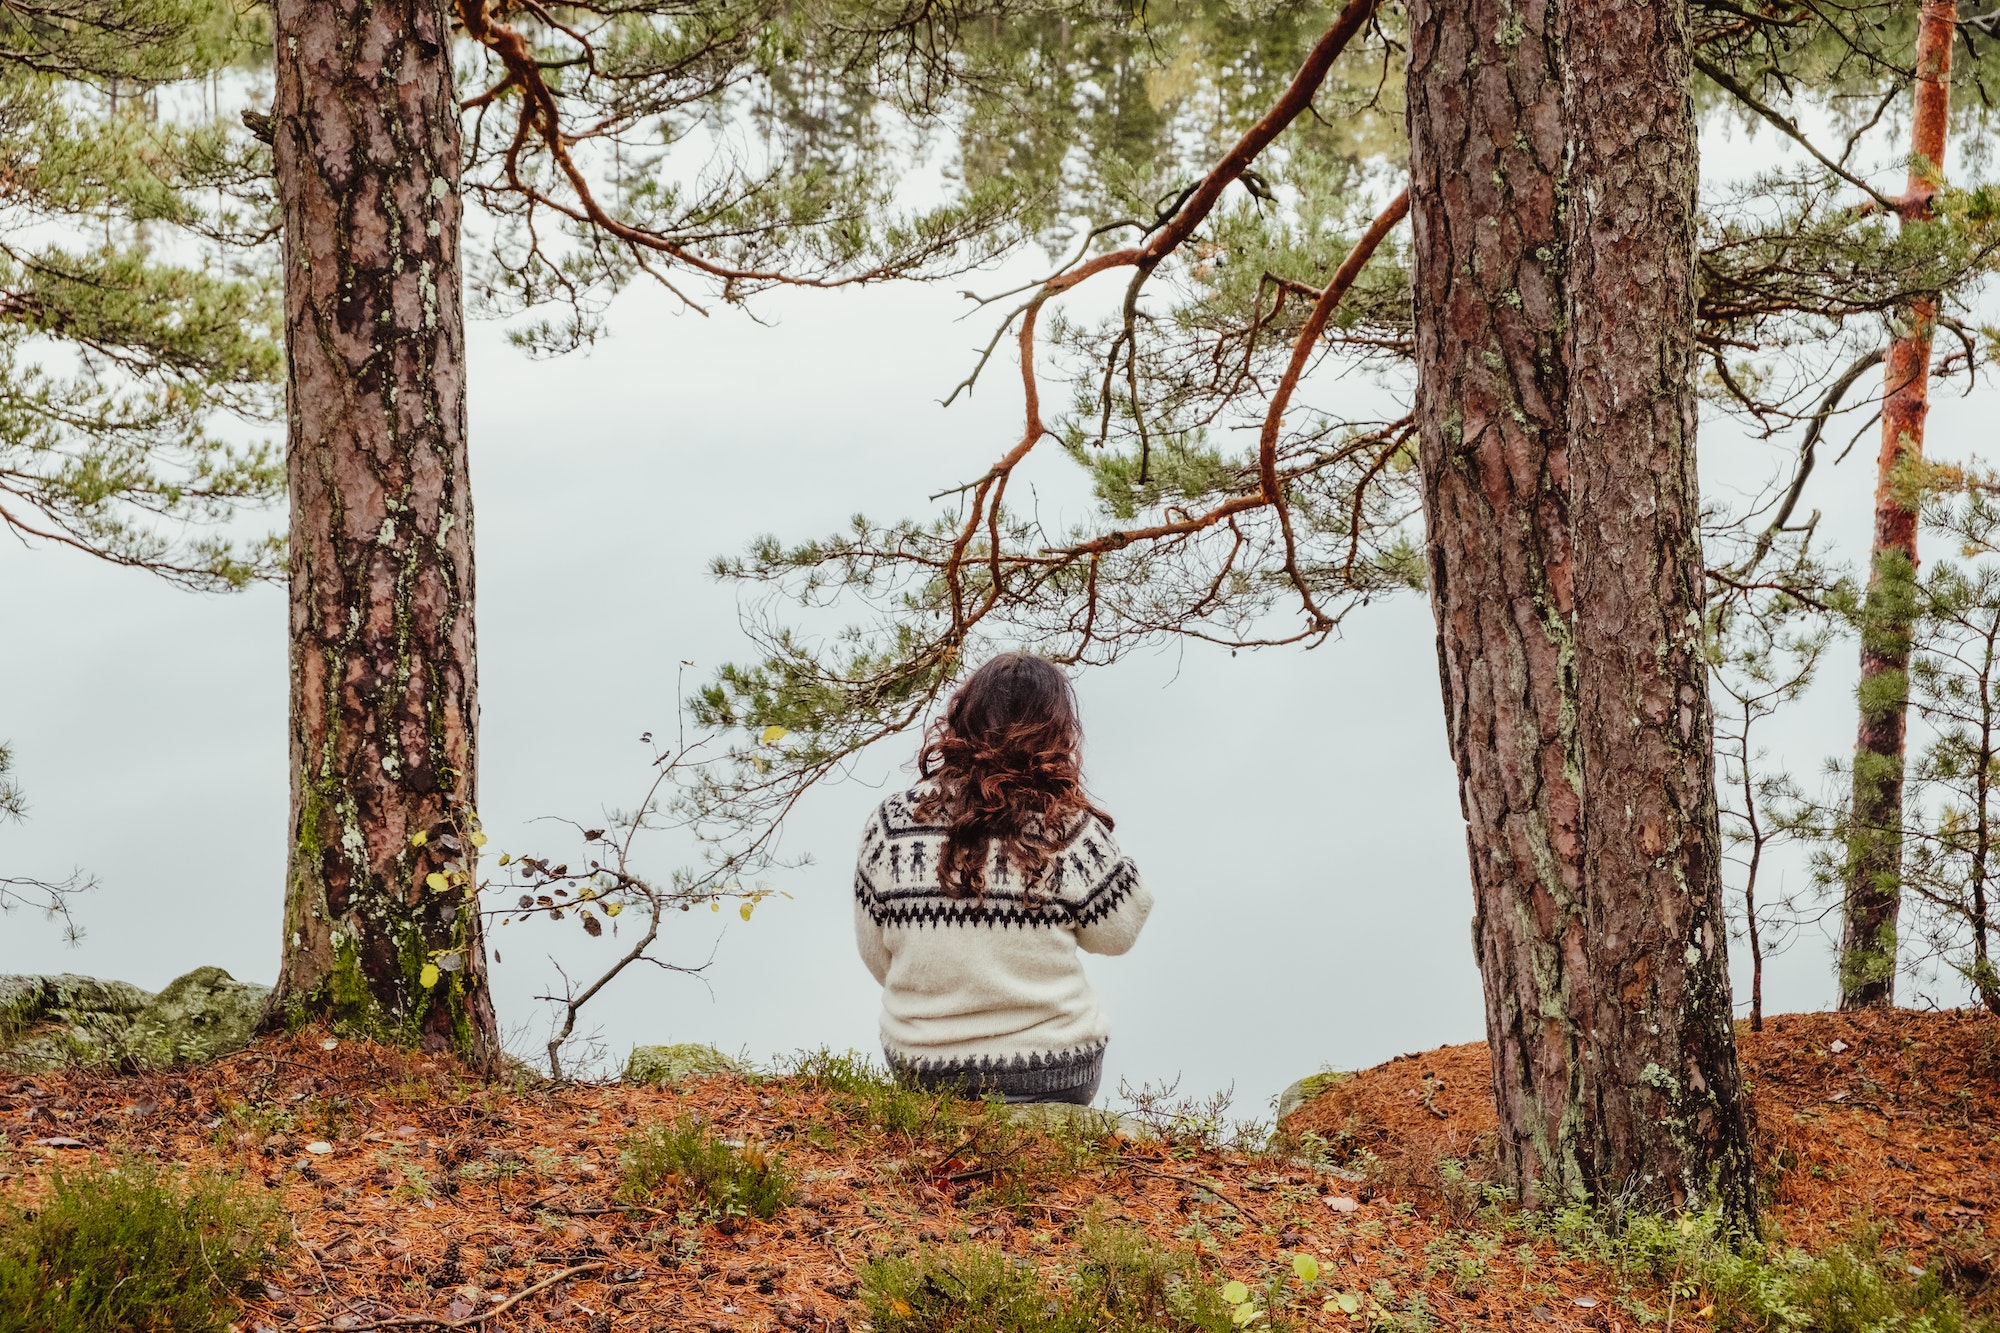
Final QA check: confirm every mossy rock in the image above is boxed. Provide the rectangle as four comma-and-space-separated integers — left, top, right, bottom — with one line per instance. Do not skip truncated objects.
0, 967, 269, 1072
1000, 1101, 1159, 1142
623, 1043, 744, 1087
121, 967, 270, 1067
1276, 1070, 1351, 1122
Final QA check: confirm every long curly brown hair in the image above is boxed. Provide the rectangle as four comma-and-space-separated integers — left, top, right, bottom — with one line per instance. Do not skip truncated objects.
915, 653, 1111, 904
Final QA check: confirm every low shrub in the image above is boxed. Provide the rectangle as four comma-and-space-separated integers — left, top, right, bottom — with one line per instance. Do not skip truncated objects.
1543, 1206, 1998, 1333
860, 1225, 1244, 1333
618, 1117, 791, 1219
0, 1159, 282, 1333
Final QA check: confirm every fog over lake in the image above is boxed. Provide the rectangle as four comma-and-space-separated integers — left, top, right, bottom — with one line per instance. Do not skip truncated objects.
3, 116, 1993, 1115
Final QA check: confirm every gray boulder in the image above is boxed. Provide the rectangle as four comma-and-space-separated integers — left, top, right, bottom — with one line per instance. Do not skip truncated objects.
1276, 1070, 1351, 1122
1000, 1101, 1159, 1142
0, 967, 269, 1072
623, 1043, 744, 1087
122, 967, 270, 1066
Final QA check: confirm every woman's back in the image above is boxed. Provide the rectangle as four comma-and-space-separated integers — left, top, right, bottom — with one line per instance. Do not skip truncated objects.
851, 654, 1152, 1105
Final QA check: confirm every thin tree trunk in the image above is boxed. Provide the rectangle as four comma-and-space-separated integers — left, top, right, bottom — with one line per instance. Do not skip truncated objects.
1974, 620, 1997, 1012
1839, 0, 1957, 1011
264, 0, 498, 1066
1741, 702, 1767, 1033
1409, 0, 1754, 1224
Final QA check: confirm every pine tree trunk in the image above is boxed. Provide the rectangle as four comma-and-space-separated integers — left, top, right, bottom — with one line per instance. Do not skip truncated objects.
1839, 0, 1956, 1011
1408, 0, 1754, 1223
265, 0, 497, 1066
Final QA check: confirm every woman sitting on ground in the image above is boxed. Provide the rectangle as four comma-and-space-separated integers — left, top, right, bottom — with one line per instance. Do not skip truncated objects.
852, 652, 1153, 1105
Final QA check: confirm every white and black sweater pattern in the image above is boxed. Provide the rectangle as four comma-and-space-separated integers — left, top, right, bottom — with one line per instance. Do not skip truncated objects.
853, 786, 1153, 1096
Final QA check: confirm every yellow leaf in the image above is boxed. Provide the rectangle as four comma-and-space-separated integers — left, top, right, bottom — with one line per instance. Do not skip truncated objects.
604, 901, 623, 917
419, 963, 440, 989
469, 831, 488, 847
890, 1298, 912, 1317
410, 830, 428, 847
1220, 1281, 1249, 1306
498, 852, 511, 866
711, 901, 721, 913
1293, 1254, 1320, 1283
760, 725, 789, 744
426, 872, 448, 892
740, 902, 755, 922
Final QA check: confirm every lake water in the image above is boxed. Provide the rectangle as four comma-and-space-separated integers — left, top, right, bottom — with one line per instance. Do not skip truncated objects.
2, 115, 1992, 1115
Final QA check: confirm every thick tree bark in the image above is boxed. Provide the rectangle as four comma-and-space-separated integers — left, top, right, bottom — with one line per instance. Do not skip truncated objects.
265, 0, 497, 1066
1409, 0, 1754, 1223
1839, 0, 1957, 1011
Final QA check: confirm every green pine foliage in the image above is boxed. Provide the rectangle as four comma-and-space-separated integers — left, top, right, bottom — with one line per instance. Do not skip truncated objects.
0, 1, 282, 590
459, 0, 1057, 353
0, 1158, 282, 1333
0, 738, 89, 938
0, 742, 22, 823
680, 0, 2000, 897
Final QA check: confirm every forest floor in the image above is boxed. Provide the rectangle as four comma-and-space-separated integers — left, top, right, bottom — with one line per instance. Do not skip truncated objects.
0, 1007, 1994, 1332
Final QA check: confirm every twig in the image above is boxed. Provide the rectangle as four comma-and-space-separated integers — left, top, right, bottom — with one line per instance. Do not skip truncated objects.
1693, 54, 1900, 211
293, 1261, 609, 1331
1121, 1161, 1271, 1227
1728, 345, 1884, 581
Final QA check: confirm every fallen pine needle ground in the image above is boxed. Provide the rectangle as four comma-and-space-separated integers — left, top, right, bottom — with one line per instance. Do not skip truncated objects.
0, 1008, 1994, 1331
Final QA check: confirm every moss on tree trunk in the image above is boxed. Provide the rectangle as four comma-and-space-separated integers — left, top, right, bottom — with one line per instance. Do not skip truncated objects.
1839, 0, 1958, 1011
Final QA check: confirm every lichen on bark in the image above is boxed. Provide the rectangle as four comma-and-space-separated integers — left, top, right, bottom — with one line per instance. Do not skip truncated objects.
263, 0, 497, 1070
1409, 0, 1755, 1227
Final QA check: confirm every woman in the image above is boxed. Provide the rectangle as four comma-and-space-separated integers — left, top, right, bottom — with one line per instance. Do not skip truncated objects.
853, 652, 1153, 1104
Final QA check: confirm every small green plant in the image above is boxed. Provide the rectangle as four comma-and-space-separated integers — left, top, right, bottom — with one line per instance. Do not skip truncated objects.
783, 1048, 967, 1143
0, 1159, 283, 1333
1537, 1207, 1998, 1333
861, 1225, 1242, 1332
618, 1117, 791, 1219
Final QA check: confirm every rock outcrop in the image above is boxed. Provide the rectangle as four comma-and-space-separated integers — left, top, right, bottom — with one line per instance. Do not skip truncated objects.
623, 1043, 745, 1087
1276, 1069, 1351, 1123
999, 1100, 1159, 1141
0, 967, 270, 1071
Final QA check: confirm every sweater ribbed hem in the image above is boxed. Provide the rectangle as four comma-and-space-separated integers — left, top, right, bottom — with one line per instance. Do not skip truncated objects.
886, 1042, 1104, 1105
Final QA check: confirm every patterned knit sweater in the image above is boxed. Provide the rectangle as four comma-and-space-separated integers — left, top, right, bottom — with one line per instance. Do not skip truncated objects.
853, 785, 1153, 1097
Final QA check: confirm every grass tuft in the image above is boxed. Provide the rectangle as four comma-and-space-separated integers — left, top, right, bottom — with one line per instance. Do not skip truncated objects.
861, 1225, 1242, 1332
0, 1158, 282, 1333
782, 1048, 968, 1144
618, 1117, 791, 1219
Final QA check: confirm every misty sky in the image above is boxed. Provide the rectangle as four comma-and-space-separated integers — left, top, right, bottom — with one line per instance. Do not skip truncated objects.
2, 115, 1993, 1117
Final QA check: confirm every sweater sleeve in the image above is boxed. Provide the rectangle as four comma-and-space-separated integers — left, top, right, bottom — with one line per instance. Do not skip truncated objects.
853, 810, 892, 985
1067, 817, 1154, 957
